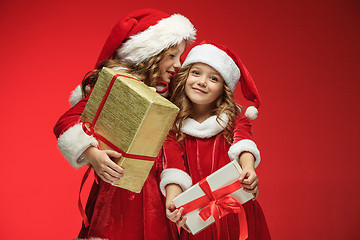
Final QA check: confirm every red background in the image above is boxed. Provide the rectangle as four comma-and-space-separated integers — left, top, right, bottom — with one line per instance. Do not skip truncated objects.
1, 0, 359, 239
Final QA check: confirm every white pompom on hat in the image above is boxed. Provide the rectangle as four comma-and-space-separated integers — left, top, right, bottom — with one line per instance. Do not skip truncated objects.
182, 40, 261, 120
95, 8, 196, 68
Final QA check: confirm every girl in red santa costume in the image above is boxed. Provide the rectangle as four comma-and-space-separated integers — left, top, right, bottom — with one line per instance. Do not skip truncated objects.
53, 9, 196, 240
160, 40, 271, 240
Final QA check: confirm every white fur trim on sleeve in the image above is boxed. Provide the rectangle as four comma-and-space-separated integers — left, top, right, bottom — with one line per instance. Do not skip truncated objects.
228, 139, 261, 168
57, 123, 98, 168
160, 168, 192, 197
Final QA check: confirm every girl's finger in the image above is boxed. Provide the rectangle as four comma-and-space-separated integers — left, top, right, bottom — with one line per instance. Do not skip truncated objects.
239, 170, 248, 181
244, 179, 258, 190
177, 216, 187, 228
241, 173, 257, 184
106, 166, 124, 179
99, 173, 112, 185
253, 190, 259, 200
243, 185, 258, 194
182, 221, 191, 233
106, 160, 125, 174
102, 171, 120, 183
104, 150, 122, 158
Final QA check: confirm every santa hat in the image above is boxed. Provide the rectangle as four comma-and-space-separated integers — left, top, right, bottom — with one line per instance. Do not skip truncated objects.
69, 9, 196, 106
95, 8, 196, 68
182, 40, 261, 120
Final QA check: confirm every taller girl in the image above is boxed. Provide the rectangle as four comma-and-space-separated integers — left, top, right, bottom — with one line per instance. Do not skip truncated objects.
53, 9, 196, 240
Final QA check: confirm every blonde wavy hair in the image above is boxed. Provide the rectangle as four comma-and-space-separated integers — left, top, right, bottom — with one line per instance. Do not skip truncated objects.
171, 64, 240, 145
81, 48, 173, 96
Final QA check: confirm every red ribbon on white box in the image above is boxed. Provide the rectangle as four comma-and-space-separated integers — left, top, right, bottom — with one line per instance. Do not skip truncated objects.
178, 179, 248, 240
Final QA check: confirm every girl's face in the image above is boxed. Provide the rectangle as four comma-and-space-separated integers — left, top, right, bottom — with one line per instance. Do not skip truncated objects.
159, 40, 186, 83
185, 63, 224, 107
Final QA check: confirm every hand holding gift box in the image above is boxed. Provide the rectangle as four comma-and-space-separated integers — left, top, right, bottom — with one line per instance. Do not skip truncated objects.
172, 160, 253, 239
81, 67, 179, 193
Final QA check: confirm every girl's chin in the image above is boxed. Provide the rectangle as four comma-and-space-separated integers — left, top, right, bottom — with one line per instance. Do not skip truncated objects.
162, 77, 171, 83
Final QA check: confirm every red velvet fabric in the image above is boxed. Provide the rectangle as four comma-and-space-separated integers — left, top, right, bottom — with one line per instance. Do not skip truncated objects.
162, 117, 271, 240
78, 163, 178, 240
53, 97, 179, 240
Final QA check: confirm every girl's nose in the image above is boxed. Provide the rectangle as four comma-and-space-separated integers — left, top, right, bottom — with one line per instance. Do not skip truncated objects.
197, 77, 207, 87
173, 57, 181, 69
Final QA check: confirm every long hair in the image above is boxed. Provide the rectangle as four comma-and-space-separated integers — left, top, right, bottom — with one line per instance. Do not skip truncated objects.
171, 64, 240, 145
80, 48, 173, 97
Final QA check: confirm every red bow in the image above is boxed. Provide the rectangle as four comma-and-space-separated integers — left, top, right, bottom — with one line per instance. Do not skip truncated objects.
179, 179, 248, 240
198, 179, 248, 240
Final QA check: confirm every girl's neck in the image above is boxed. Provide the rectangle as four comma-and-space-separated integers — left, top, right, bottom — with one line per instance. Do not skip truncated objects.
191, 104, 214, 123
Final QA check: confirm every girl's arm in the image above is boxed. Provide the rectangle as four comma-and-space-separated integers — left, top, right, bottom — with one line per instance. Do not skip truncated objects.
160, 133, 192, 230
159, 133, 192, 196
53, 95, 96, 168
238, 152, 259, 198
229, 116, 261, 198
229, 116, 261, 168
53, 94, 124, 184
165, 184, 189, 230
165, 184, 185, 222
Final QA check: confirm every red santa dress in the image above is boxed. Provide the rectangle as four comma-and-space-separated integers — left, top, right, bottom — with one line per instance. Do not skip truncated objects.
54, 93, 178, 240
159, 113, 271, 240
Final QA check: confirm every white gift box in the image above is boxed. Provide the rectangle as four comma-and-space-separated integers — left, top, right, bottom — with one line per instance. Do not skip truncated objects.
172, 160, 254, 235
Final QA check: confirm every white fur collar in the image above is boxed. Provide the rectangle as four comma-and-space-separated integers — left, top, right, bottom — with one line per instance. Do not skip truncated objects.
180, 113, 228, 138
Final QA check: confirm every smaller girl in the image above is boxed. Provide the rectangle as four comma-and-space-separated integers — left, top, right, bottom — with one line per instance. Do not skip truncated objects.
160, 41, 271, 240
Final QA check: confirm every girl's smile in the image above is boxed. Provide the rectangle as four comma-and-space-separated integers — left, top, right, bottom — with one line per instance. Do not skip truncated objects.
192, 87, 207, 94
185, 62, 224, 108
159, 40, 186, 83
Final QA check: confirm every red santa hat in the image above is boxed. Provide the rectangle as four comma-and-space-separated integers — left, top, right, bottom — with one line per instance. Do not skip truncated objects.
69, 9, 196, 106
182, 40, 261, 120
95, 8, 196, 68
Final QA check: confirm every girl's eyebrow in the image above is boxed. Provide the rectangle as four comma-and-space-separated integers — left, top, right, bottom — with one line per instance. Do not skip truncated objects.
208, 69, 221, 76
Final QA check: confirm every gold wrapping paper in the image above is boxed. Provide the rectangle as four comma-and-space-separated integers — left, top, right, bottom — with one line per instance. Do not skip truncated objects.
81, 67, 179, 193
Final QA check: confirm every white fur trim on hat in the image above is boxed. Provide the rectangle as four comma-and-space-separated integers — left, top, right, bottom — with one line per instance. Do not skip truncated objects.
180, 113, 228, 138
228, 139, 261, 168
245, 106, 258, 120
182, 44, 240, 92
57, 123, 99, 168
160, 168, 192, 196
117, 14, 196, 64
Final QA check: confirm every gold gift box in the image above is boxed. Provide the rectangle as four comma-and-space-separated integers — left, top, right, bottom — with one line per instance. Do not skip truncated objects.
81, 67, 179, 193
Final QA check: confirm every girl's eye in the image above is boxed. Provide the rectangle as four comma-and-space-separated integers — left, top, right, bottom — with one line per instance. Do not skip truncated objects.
169, 54, 176, 59
210, 76, 219, 82
192, 70, 200, 75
